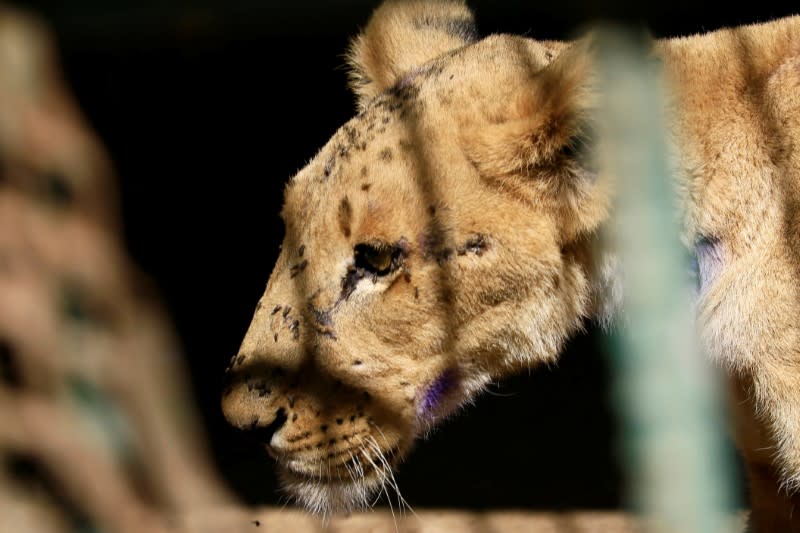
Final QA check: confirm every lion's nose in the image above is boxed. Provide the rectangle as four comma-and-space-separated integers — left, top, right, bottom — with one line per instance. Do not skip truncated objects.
221, 365, 289, 441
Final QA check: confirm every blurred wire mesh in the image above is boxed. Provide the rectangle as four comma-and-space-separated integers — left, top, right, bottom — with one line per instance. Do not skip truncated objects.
0, 7, 238, 532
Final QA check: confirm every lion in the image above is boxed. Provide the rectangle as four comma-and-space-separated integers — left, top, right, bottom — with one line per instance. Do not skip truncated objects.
221, 1, 800, 529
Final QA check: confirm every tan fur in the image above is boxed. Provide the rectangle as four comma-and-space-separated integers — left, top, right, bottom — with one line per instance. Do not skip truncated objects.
221, 2, 800, 529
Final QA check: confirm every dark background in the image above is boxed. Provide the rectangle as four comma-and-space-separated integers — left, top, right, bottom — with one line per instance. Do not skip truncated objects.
21, 0, 798, 510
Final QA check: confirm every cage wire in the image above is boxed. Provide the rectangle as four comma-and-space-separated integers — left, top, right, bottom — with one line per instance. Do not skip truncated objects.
594, 28, 738, 532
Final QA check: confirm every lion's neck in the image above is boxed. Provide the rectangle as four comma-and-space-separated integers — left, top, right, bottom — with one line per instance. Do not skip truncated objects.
656, 16, 800, 244
658, 16, 800, 87
586, 17, 800, 327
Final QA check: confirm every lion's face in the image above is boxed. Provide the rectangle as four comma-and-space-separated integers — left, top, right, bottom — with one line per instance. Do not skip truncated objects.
222, 1, 608, 515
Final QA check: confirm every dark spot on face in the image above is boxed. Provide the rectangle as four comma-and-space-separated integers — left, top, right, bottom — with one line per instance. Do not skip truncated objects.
352, 359, 362, 366
298, 245, 305, 257
336, 418, 343, 425
403, 271, 412, 283
363, 391, 371, 401
338, 196, 352, 238
428, 205, 436, 215
463, 234, 489, 256
309, 305, 337, 340
308, 307, 328, 328
246, 378, 272, 398
360, 166, 368, 177
236, 355, 245, 366
292, 413, 298, 422
361, 183, 370, 191
282, 306, 292, 318
379, 148, 393, 162
253, 520, 261, 527
289, 259, 308, 278
321, 425, 328, 432
323, 155, 335, 179
273, 333, 278, 342
439, 248, 454, 263
414, 287, 419, 299
419, 230, 457, 264
340, 263, 365, 302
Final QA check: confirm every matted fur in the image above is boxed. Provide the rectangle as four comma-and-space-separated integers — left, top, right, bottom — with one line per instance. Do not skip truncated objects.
222, 2, 800, 530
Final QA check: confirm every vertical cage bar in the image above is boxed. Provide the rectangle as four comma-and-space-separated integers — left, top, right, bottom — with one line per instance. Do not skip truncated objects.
594, 28, 737, 532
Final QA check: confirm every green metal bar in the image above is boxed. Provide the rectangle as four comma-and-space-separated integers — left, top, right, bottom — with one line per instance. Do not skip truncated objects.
594, 28, 737, 532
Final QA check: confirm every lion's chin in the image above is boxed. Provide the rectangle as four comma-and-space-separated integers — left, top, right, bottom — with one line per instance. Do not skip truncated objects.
278, 467, 384, 517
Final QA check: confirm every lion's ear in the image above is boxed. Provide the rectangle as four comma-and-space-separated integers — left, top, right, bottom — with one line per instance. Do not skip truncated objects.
462, 36, 597, 179
462, 36, 605, 241
347, 0, 478, 110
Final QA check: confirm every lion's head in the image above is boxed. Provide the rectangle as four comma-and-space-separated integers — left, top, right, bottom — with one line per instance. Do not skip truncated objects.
222, 0, 610, 515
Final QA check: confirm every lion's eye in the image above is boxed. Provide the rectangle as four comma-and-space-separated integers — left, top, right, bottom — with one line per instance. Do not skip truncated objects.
354, 242, 400, 276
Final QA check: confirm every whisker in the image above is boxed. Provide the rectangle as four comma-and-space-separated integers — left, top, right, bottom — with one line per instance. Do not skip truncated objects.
347, 450, 369, 510
356, 435, 391, 509
367, 434, 416, 520
361, 434, 399, 531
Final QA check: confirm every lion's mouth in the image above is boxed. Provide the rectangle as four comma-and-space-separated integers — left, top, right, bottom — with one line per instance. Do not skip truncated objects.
282, 443, 401, 482
277, 442, 405, 515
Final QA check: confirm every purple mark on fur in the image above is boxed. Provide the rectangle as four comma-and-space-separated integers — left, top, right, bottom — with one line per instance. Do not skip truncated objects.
692, 236, 724, 293
418, 369, 457, 418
